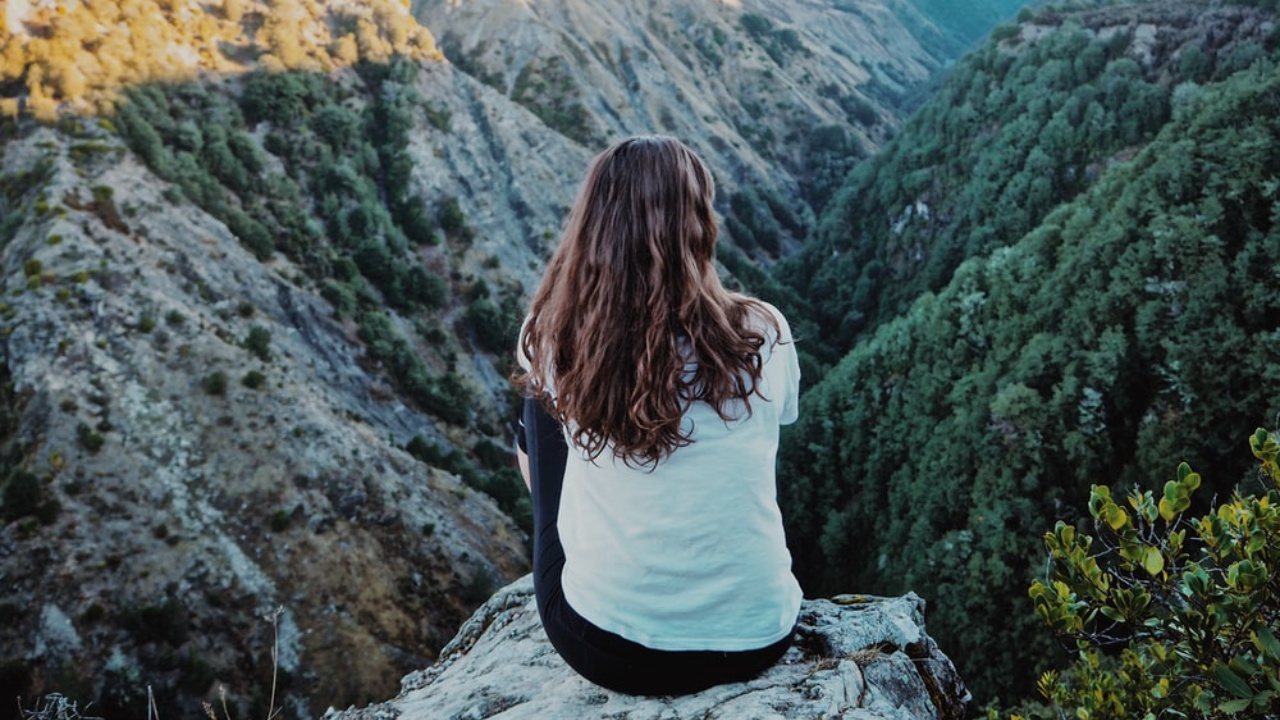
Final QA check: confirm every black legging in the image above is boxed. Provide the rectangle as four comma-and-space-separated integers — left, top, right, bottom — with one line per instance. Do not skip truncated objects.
522, 397, 792, 696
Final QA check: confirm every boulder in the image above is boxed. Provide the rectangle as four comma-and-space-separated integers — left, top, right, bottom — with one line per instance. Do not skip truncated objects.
325, 575, 969, 720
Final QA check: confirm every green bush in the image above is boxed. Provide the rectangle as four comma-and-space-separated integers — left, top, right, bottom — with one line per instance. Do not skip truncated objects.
321, 281, 358, 319
76, 423, 105, 453
1025, 428, 1280, 719
269, 508, 289, 532
242, 325, 272, 362
473, 437, 510, 470
438, 196, 471, 239
203, 371, 228, 396
467, 298, 511, 353
406, 265, 448, 308
405, 434, 445, 465
2, 469, 40, 522
241, 370, 266, 390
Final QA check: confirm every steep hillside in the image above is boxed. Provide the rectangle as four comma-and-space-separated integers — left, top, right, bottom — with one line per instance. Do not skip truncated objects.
777, 0, 1280, 705
910, 0, 1030, 56
0, 0, 601, 716
782, 0, 1278, 357
414, 0, 950, 259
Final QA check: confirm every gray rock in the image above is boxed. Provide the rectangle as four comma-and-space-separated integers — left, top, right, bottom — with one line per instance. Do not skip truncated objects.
325, 575, 970, 720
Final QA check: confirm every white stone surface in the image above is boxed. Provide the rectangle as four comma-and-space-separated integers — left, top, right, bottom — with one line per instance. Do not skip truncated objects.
326, 575, 970, 720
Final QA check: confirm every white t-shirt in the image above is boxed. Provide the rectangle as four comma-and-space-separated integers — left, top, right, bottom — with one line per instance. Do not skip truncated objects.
520, 301, 802, 651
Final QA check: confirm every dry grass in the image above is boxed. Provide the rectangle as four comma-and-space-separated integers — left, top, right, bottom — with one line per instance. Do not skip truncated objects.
18, 608, 284, 720
17, 694, 103, 720
199, 607, 284, 720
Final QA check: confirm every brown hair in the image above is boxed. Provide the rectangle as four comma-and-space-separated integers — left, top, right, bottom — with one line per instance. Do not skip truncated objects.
514, 135, 779, 468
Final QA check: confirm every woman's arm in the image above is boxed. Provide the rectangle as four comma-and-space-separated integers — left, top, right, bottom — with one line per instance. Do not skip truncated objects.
518, 448, 531, 491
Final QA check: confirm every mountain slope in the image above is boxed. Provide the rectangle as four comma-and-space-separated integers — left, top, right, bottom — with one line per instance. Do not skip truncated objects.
415, 0, 951, 258
909, 0, 1030, 55
0, 0, 602, 716
777, 1, 1280, 704
0, 116, 530, 716
781, 0, 1278, 356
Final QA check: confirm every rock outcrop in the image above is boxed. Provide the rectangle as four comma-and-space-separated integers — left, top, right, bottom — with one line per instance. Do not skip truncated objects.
326, 575, 970, 720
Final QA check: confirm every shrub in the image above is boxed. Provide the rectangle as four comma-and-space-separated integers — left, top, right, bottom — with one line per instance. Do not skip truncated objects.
395, 196, 439, 246
405, 434, 446, 465
462, 570, 495, 605
473, 437, 510, 470
1026, 428, 1280, 718
225, 210, 274, 260
405, 265, 448, 308
120, 598, 189, 647
242, 370, 266, 390
321, 281, 358, 318
438, 196, 470, 238
424, 102, 452, 132
2, 469, 40, 521
76, 423, 105, 453
243, 325, 272, 362
203, 371, 228, 396
269, 508, 289, 532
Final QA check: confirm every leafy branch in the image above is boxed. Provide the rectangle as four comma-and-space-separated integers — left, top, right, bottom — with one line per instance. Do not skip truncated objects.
1025, 428, 1280, 719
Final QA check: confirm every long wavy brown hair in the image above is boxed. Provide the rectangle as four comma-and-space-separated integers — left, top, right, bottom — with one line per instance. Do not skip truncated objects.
514, 135, 779, 468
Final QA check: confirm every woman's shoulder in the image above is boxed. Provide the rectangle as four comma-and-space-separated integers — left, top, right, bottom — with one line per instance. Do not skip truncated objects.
741, 299, 792, 344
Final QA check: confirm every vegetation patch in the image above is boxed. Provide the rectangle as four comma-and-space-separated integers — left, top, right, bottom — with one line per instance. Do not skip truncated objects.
778, 48, 1280, 704
740, 13, 810, 66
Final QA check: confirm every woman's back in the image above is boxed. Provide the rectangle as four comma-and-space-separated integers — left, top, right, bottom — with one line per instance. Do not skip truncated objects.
552, 302, 801, 650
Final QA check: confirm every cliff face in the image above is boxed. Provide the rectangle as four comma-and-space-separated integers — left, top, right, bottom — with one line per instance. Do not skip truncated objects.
0, 110, 546, 715
325, 575, 970, 720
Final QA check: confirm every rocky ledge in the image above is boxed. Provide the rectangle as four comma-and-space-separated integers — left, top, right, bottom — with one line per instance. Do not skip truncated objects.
325, 575, 970, 720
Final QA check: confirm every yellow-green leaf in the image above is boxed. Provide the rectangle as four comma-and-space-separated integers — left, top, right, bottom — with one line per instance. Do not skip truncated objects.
1143, 546, 1165, 576
1106, 504, 1128, 530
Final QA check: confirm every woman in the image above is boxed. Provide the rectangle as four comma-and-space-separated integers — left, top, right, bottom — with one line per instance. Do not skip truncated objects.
513, 135, 802, 696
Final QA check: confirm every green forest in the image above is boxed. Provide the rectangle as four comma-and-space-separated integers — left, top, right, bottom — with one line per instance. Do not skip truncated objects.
763, 1, 1280, 711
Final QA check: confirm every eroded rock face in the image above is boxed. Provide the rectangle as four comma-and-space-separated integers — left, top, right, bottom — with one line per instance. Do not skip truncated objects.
0, 104, 550, 715
325, 575, 970, 720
